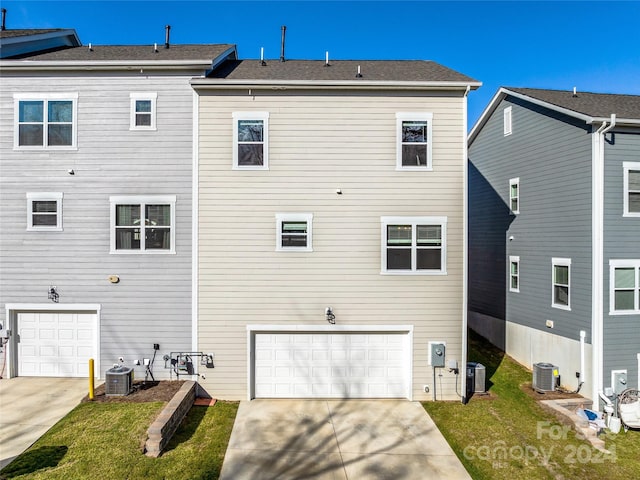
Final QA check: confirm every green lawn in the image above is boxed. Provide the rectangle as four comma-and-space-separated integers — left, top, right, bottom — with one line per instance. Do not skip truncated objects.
423, 330, 640, 480
0, 400, 238, 480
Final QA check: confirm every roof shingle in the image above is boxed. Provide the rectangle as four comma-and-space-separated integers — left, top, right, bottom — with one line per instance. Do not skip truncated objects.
507, 87, 640, 120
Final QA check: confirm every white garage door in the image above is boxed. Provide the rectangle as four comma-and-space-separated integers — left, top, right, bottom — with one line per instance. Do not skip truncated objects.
17, 312, 96, 377
254, 332, 410, 398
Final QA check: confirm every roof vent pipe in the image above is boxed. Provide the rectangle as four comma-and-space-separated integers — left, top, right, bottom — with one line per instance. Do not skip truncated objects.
573, 86, 577, 97
280, 25, 286, 62
325, 51, 330, 67
165, 25, 171, 49
1, 8, 6, 31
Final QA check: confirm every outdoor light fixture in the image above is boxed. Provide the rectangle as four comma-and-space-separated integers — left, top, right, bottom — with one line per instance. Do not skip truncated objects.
325, 307, 335, 324
48, 286, 59, 303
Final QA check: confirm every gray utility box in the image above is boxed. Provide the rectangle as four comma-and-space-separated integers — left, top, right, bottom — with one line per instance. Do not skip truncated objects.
105, 366, 133, 396
466, 362, 486, 396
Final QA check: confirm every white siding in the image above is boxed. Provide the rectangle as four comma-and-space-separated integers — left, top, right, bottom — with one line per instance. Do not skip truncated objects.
197, 90, 466, 400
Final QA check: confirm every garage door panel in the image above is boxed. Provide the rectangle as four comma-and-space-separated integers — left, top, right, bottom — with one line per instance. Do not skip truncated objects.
255, 332, 409, 399
17, 312, 96, 377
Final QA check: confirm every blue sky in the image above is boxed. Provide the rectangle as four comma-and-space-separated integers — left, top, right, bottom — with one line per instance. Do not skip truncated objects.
4, 0, 640, 126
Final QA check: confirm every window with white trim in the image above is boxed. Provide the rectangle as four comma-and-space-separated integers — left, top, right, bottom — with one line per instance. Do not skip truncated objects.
233, 112, 269, 169
15, 94, 78, 149
381, 216, 446, 274
27, 192, 63, 231
396, 112, 433, 170
109, 195, 176, 253
504, 106, 512, 136
552, 258, 571, 310
610, 260, 640, 314
509, 177, 520, 214
509, 256, 520, 292
276, 213, 313, 251
623, 162, 640, 216
130, 93, 157, 130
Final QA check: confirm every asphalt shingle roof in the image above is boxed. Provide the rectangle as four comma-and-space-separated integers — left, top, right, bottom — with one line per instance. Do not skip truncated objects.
8, 44, 236, 62
208, 59, 479, 84
0, 28, 72, 38
507, 87, 640, 120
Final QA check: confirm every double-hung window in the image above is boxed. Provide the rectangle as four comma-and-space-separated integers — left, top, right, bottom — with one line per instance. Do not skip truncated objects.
610, 260, 640, 314
381, 216, 446, 274
509, 178, 520, 214
15, 94, 78, 149
26, 192, 63, 231
110, 195, 176, 254
276, 213, 313, 252
552, 258, 571, 310
509, 256, 520, 292
233, 112, 269, 169
396, 113, 433, 170
623, 162, 640, 216
130, 93, 157, 130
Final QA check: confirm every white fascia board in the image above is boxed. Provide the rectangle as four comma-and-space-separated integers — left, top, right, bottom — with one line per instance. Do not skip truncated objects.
468, 87, 509, 145
0, 60, 219, 71
191, 79, 482, 91
1, 29, 81, 46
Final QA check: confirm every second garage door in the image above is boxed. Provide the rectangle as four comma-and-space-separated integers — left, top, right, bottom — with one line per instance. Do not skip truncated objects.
254, 332, 410, 399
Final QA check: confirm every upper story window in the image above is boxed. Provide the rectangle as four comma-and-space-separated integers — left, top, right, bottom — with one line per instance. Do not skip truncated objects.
396, 112, 433, 171
623, 162, 640, 217
109, 195, 176, 254
276, 213, 313, 252
381, 216, 447, 275
26, 192, 63, 231
509, 177, 520, 214
509, 256, 520, 292
130, 93, 157, 130
233, 112, 269, 170
610, 260, 640, 314
14, 93, 78, 149
503, 106, 512, 136
552, 258, 571, 310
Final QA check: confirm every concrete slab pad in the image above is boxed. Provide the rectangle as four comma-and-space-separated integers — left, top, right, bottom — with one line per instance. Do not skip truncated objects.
0, 377, 87, 469
220, 399, 471, 480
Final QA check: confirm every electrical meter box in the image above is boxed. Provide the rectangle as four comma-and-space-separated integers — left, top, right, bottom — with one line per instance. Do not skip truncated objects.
429, 342, 446, 367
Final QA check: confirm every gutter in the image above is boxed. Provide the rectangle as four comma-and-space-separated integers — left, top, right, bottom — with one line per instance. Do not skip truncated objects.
191, 79, 482, 91
591, 113, 616, 405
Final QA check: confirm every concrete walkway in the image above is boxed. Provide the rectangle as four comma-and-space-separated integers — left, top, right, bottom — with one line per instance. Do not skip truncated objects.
0, 377, 87, 468
220, 399, 471, 480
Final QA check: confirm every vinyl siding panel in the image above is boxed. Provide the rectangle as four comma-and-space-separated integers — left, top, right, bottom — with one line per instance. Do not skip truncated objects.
0, 72, 196, 378
468, 96, 593, 343
197, 90, 466, 400
603, 130, 640, 389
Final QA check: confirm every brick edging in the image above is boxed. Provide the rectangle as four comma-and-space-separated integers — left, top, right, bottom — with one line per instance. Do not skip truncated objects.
144, 380, 196, 457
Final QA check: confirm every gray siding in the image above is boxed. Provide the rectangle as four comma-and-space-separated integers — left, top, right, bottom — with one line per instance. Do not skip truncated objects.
603, 130, 640, 389
469, 96, 593, 343
0, 72, 196, 378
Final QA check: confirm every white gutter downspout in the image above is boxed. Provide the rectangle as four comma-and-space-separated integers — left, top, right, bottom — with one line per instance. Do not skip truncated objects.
592, 113, 616, 404
461, 85, 471, 403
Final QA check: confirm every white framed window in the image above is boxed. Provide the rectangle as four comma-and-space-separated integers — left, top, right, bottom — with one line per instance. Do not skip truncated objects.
233, 112, 269, 170
130, 92, 157, 130
552, 258, 571, 310
14, 93, 78, 149
26, 192, 63, 231
509, 256, 520, 292
504, 106, 512, 136
396, 112, 433, 171
610, 260, 640, 314
509, 177, 520, 214
275, 213, 313, 252
623, 162, 640, 217
381, 216, 447, 275
109, 195, 176, 254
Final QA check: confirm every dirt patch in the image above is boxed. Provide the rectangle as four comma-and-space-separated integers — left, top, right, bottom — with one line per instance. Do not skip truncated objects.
81, 380, 185, 403
520, 381, 586, 401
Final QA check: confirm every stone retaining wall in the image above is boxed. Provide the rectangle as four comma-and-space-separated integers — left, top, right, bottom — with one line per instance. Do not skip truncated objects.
144, 380, 196, 457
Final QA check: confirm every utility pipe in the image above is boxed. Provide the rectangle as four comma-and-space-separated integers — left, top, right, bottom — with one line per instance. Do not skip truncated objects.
89, 358, 95, 400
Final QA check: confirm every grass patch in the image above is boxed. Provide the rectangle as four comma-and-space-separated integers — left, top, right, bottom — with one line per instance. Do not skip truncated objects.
0, 401, 238, 480
423, 329, 640, 479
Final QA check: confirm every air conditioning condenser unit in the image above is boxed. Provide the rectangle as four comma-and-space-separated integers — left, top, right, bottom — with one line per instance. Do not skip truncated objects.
533, 362, 560, 392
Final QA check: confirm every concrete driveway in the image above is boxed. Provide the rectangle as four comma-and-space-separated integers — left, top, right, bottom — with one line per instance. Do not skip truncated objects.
220, 399, 471, 480
0, 377, 87, 469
